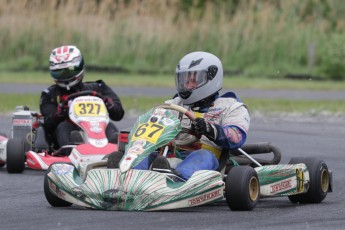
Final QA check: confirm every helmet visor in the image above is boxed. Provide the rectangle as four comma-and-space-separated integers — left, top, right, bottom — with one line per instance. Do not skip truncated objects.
50, 68, 82, 82
176, 70, 208, 92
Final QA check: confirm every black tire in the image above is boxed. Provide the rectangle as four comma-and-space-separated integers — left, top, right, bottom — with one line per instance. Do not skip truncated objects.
225, 166, 260, 211
44, 164, 73, 207
6, 138, 26, 173
288, 157, 330, 204
106, 151, 124, 168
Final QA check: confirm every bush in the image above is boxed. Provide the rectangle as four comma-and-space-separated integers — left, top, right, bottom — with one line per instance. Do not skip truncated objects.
321, 34, 345, 80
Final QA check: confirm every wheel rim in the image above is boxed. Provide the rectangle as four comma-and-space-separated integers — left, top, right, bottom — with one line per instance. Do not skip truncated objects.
249, 176, 259, 201
320, 169, 329, 193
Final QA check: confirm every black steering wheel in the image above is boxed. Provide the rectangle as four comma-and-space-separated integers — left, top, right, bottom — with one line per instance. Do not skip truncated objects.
61, 91, 105, 106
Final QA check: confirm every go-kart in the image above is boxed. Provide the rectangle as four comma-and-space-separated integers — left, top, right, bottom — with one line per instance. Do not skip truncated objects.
0, 133, 9, 168
3, 91, 118, 173
44, 103, 332, 211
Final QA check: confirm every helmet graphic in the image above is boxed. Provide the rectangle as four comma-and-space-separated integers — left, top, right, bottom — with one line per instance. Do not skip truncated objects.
175, 51, 223, 105
49, 45, 84, 90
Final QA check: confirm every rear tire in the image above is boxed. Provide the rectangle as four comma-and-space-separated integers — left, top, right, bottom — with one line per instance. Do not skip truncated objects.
6, 138, 26, 173
225, 166, 260, 211
44, 164, 73, 207
288, 157, 330, 204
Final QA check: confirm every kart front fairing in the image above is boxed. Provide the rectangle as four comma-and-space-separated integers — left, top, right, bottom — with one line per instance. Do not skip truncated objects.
45, 105, 225, 211
26, 94, 117, 171
47, 164, 224, 211
119, 107, 182, 172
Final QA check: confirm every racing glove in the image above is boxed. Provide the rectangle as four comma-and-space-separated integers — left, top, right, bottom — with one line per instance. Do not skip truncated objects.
56, 104, 69, 119
104, 97, 115, 111
193, 118, 217, 141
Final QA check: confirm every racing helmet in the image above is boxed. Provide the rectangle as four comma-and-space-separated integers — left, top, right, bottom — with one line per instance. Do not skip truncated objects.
49, 45, 84, 90
175, 51, 223, 106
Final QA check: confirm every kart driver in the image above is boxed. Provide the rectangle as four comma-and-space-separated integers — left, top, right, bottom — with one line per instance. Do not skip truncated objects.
157, 51, 250, 180
136, 51, 251, 180
39, 45, 124, 152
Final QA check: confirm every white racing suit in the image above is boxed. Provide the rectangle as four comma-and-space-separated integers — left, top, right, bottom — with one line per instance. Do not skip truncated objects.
135, 92, 250, 180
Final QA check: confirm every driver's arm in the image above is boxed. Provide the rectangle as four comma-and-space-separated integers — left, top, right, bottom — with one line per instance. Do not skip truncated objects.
93, 80, 125, 121
213, 105, 250, 149
39, 90, 64, 133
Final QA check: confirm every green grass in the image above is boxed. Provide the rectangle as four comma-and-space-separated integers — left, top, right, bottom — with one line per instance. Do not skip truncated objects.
1, 71, 345, 90
0, 94, 344, 117
2, 1, 345, 79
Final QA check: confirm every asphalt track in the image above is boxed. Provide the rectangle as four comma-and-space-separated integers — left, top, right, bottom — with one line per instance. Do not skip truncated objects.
1, 83, 345, 100
0, 85, 344, 230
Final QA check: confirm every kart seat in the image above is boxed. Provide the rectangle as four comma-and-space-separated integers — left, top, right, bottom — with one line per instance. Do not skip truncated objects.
217, 142, 282, 172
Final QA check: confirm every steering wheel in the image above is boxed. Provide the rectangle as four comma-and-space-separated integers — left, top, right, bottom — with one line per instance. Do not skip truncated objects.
61, 91, 105, 106
155, 103, 201, 146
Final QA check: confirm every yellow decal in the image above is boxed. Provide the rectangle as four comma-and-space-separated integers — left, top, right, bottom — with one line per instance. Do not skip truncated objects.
132, 122, 165, 144
201, 144, 221, 159
73, 102, 107, 117
194, 112, 203, 119
296, 168, 304, 192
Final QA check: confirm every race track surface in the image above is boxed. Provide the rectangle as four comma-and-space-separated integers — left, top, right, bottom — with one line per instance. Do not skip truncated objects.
0, 116, 344, 230
1, 83, 345, 100
0, 85, 344, 229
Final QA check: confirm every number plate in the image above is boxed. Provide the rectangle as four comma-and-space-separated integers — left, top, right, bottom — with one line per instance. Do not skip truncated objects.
73, 102, 107, 117
131, 122, 165, 144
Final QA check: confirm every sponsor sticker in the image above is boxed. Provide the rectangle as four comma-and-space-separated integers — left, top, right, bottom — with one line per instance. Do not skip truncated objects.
153, 108, 166, 116
188, 189, 222, 206
13, 119, 32, 126
56, 164, 73, 175
128, 145, 144, 155
270, 180, 292, 193
162, 118, 174, 126
296, 168, 304, 192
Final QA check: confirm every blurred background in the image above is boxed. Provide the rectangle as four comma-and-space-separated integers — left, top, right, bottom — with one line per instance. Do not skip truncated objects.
1, 0, 345, 80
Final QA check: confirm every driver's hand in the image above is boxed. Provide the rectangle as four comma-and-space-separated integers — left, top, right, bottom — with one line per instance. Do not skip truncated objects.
193, 118, 217, 141
104, 97, 115, 110
56, 104, 69, 119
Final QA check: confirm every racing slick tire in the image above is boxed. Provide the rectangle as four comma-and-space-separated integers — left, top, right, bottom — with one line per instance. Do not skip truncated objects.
225, 166, 260, 211
288, 157, 330, 204
44, 164, 73, 207
6, 138, 26, 173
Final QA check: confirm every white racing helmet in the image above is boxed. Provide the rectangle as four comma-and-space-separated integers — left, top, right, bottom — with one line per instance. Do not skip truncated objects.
49, 45, 84, 90
175, 51, 223, 105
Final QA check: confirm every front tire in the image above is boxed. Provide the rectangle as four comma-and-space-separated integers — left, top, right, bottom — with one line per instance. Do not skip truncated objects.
288, 157, 330, 204
6, 138, 26, 173
44, 164, 72, 207
225, 166, 260, 211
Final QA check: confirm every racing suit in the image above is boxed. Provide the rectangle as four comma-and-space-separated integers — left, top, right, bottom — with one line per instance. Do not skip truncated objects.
39, 80, 124, 149
135, 92, 250, 180
166, 92, 250, 180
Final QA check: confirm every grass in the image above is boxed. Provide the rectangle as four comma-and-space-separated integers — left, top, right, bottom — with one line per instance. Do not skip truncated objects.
1, 1, 345, 78
1, 94, 344, 117
1, 71, 345, 90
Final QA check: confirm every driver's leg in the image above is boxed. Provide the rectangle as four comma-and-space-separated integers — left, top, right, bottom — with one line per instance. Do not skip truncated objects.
175, 149, 219, 180
106, 122, 119, 144
55, 121, 77, 148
